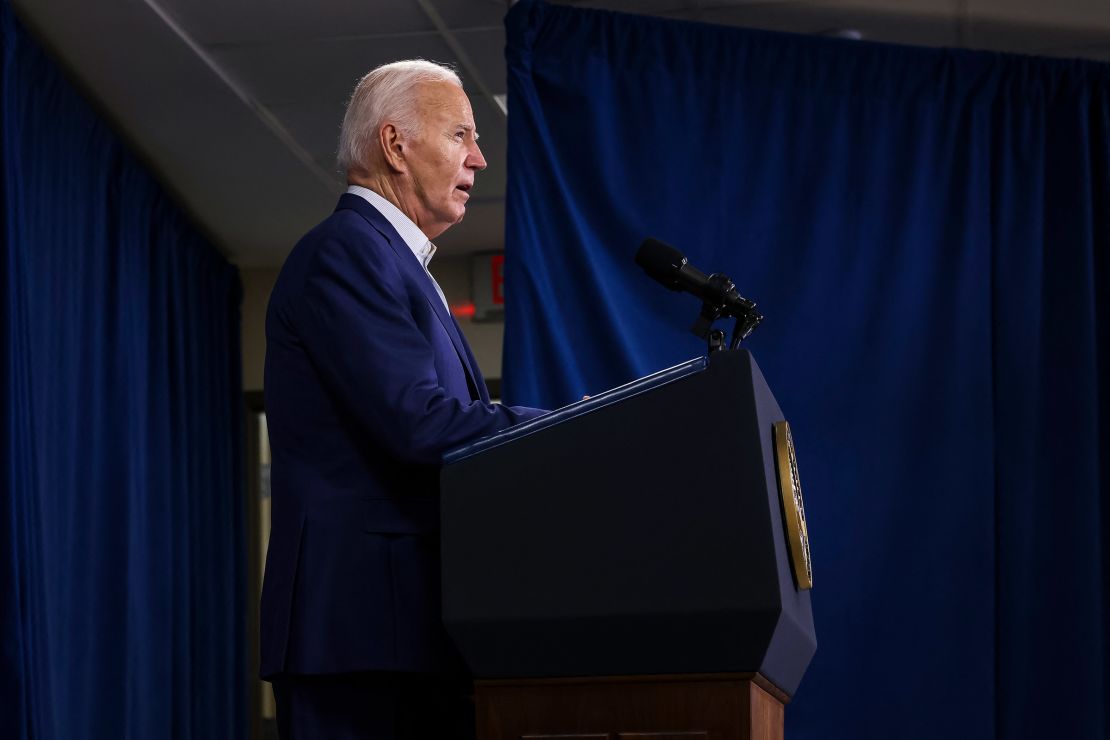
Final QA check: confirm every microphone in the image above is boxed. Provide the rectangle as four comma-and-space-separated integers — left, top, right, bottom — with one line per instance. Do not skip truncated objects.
635, 238, 756, 317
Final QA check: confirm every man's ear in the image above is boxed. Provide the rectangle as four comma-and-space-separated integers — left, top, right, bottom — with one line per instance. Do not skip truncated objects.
379, 123, 407, 174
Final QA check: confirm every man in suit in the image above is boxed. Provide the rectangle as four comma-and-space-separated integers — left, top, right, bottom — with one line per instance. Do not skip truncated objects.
260, 60, 546, 740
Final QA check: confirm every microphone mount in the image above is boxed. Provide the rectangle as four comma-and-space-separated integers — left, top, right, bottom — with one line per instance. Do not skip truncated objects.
689, 272, 763, 352
634, 238, 763, 353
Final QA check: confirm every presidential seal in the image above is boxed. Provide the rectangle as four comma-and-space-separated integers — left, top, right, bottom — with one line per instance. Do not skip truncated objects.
773, 420, 813, 590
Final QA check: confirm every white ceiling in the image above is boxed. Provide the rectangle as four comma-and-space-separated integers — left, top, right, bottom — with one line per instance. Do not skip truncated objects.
12, 0, 1110, 267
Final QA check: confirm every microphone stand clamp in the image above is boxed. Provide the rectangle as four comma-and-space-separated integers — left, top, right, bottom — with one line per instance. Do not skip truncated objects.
689, 273, 765, 353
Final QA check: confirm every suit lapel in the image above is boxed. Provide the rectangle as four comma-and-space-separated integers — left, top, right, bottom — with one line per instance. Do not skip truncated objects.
336, 195, 483, 399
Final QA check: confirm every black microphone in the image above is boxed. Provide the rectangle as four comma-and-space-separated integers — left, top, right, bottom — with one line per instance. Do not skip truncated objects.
635, 238, 755, 316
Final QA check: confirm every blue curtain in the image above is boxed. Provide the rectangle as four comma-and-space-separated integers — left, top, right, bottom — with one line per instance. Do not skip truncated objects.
503, 2, 1109, 738
1, 4, 245, 738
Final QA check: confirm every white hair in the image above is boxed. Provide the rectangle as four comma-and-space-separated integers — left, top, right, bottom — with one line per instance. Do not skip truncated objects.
337, 59, 463, 174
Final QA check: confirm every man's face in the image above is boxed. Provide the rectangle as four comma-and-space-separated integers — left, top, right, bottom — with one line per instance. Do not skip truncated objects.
403, 81, 487, 239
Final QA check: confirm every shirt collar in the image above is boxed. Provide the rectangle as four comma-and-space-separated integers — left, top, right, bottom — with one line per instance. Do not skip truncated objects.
346, 185, 435, 268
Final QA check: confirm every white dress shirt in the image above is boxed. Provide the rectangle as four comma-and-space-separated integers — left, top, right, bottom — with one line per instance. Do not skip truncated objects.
346, 185, 450, 311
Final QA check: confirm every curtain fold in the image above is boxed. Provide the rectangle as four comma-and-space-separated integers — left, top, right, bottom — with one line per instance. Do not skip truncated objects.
1, 4, 245, 738
503, 2, 1108, 737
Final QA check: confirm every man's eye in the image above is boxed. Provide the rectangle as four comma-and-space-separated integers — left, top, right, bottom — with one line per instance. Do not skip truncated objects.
455, 131, 466, 140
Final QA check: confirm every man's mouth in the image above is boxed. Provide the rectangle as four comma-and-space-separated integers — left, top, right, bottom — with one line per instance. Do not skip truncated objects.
455, 183, 472, 194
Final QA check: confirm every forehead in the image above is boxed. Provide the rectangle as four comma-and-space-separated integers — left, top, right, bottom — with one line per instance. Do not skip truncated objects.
414, 81, 474, 125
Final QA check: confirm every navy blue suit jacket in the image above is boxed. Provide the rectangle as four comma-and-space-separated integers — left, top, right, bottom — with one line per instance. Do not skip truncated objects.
260, 193, 544, 678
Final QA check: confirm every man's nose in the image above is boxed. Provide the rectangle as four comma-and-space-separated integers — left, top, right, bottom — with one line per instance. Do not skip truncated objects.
467, 142, 487, 171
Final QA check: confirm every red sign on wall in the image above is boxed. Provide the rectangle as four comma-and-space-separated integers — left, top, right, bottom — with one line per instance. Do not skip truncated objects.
471, 252, 505, 322
490, 253, 505, 305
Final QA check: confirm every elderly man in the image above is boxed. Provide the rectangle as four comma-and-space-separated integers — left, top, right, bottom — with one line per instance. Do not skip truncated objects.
260, 60, 546, 740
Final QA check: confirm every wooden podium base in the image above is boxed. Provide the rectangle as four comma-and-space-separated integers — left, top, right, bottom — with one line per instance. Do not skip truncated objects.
474, 673, 788, 740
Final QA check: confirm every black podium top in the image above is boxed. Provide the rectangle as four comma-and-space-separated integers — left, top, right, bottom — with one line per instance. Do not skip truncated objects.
440, 349, 816, 697
445, 355, 708, 463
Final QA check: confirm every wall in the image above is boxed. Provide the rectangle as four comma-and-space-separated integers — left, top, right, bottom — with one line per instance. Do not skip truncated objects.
240, 267, 279, 393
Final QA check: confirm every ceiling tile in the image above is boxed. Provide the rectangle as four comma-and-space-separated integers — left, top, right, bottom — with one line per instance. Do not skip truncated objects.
428, 0, 509, 29
965, 16, 1110, 55
158, 0, 435, 46
211, 33, 458, 107
454, 27, 509, 93
269, 101, 347, 169
13, 0, 220, 103
551, 0, 703, 14
655, 4, 961, 48
969, 0, 1110, 32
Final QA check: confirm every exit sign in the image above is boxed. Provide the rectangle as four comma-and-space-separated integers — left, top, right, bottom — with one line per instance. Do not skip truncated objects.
471, 252, 505, 323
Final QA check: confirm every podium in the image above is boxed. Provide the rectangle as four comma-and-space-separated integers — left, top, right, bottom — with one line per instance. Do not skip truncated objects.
441, 350, 816, 740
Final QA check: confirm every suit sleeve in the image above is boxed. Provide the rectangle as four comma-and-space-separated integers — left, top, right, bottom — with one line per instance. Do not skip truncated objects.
291, 230, 543, 465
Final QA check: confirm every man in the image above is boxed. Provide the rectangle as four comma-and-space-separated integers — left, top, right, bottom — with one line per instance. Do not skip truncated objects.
260, 60, 546, 739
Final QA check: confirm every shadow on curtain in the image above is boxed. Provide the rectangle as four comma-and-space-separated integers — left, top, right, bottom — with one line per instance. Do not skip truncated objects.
502, 1, 1108, 737
1, 4, 245, 738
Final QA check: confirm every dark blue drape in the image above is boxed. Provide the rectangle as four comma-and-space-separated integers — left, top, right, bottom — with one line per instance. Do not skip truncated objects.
503, 2, 1109, 738
1, 4, 245, 738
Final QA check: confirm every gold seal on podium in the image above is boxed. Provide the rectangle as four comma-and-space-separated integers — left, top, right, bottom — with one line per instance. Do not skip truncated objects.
774, 421, 813, 590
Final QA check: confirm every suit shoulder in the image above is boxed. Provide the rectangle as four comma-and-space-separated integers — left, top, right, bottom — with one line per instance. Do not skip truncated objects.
299, 209, 393, 259
287, 210, 399, 279
268, 209, 401, 325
